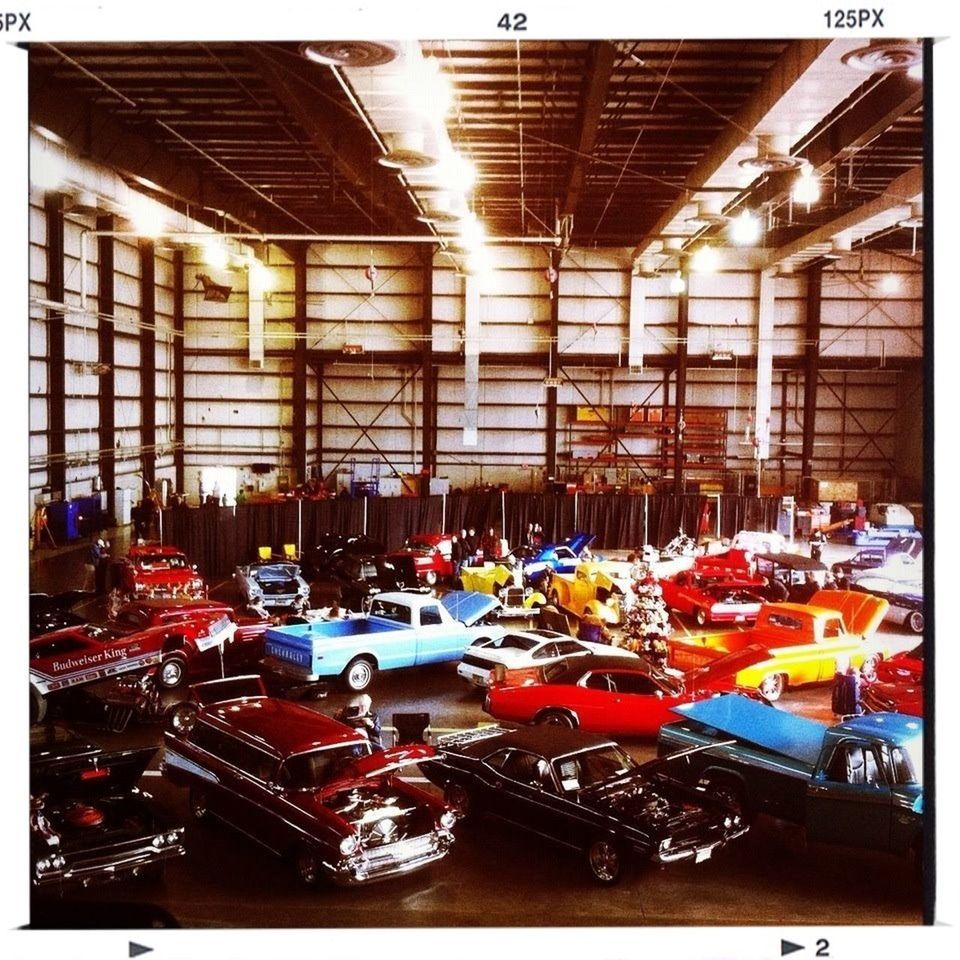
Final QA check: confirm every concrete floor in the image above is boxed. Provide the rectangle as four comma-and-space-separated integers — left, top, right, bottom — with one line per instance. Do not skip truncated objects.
28, 531, 926, 929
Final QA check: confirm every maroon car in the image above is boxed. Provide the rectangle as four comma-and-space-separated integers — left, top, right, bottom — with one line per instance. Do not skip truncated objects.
162, 676, 456, 886
862, 644, 924, 717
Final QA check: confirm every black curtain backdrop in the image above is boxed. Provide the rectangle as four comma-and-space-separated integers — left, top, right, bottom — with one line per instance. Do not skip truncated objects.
161, 494, 782, 579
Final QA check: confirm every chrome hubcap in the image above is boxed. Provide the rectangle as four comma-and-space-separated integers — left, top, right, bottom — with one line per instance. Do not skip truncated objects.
589, 842, 619, 881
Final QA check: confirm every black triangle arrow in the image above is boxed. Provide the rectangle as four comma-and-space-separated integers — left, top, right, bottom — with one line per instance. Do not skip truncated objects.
129, 944, 153, 959
781, 941, 804, 957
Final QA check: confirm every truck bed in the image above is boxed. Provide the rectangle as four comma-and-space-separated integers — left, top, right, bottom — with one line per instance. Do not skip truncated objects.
671, 695, 827, 769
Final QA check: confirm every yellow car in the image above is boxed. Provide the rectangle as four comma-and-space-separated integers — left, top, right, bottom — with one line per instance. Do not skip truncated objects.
667, 590, 889, 701
547, 560, 634, 624
459, 563, 546, 615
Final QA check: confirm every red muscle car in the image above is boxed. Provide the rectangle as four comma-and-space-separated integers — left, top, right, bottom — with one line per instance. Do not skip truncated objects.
660, 569, 767, 625
162, 676, 456, 886
113, 545, 206, 609
482, 646, 769, 737
862, 644, 923, 717
694, 548, 756, 576
30, 611, 238, 723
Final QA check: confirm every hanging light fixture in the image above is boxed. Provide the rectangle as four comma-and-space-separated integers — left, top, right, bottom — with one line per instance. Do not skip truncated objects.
669, 271, 686, 294
792, 162, 821, 207
729, 209, 761, 246
880, 273, 901, 294
690, 245, 719, 273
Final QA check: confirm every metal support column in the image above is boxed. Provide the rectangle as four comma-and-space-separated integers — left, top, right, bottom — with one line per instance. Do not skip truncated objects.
545, 248, 561, 483
801, 263, 823, 486
97, 215, 116, 520
45, 192, 66, 499
673, 274, 689, 495
754, 268, 776, 463
172, 249, 185, 494
420, 246, 437, 482
314, 360, 324, 479
139, 240, 157, 486
292, 243, 308, 485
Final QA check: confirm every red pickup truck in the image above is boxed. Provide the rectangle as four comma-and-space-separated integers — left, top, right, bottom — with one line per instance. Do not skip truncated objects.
111, 545, 206, 613
388, 533, 455, 586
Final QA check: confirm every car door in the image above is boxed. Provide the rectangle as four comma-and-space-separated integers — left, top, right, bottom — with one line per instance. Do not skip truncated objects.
572, 670, 619, 730
805, 740, 893, 850
414, 602, 462, 663
483, 748, 570, 842
604, 670, 672, 736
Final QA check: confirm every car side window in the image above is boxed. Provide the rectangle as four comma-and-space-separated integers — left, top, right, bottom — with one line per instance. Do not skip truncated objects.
583, 672, 613, 691
484, 749, 512, 772
501, 750, 551, 789
420, 605, 443, 626
235, 743, 278, 782
611, 672, 659, 695
825, 743, 883, 785
532, 642, 559, 660
190, 722, 240, 764
556, 640, 587, 656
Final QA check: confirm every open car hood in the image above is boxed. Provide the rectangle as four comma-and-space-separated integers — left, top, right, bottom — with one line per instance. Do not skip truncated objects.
344, 744, 436, 780
563, 532, 596, 555
441, 590, 501, 625
31, 745, 158, 798
808, 589, 888, 637
682, 643, 773, 688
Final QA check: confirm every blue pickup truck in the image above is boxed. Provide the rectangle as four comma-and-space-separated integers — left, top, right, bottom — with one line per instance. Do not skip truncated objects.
656, 694, 923, 863
263, 591, 505, 691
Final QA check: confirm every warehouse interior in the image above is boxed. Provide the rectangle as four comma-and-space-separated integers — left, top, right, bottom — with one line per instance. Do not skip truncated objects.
25, 36, 931, 930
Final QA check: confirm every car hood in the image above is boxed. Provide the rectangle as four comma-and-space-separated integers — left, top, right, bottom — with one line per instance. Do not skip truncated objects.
682, 643, 773, 688
563, 532, 596, 555
344, 744, 435, 780
31, 745, 158, 798
441, 590, 501, 625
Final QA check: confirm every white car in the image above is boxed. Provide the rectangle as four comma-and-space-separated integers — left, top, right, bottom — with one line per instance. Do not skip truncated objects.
456, 628, 638, 688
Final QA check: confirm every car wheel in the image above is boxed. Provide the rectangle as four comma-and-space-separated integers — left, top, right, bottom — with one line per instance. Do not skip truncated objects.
535, 709, 576, 728
758, 672, 786, 702
424, 570, 438, 587
343, 657, 375, 692
158, 655, 188, 689
906, 610, 924, 634
189, 788, 209, 822
294, 845, 322, 887
444, 782, 475, 821
695, 607, 708, 627
860, 654, 881, 683
586, 838, 623, 884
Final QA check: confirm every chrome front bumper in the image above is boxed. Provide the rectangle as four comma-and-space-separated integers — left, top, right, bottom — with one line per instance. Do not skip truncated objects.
33, 842, 186, 889
330, 830, 453, 885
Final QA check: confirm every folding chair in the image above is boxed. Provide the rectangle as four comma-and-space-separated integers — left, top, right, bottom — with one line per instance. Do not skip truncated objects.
392, 712, 431, 746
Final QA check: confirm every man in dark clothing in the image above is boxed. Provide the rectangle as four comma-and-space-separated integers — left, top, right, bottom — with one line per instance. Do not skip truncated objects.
767, 576, 790, 603
450, 534, 464, 581
809, 529, 825, 563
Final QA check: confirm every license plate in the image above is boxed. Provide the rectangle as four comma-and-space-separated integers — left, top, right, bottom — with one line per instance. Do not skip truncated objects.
695, 848, 712, 863
735, 615, 745, 622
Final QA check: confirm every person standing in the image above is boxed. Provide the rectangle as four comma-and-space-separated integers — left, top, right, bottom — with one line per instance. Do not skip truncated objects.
94, 538, 112, 595
465, 527, 478, 565
809, 528, 825, 563
450, 533, 464, 581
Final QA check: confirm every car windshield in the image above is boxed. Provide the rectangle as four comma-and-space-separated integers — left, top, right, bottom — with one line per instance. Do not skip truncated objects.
554, 745, 639, 793
256, 564, 298, 580
879, 736, 923, 786
136, 553, 187, 570
487, 634, 539, 651
279, 742, 373, 789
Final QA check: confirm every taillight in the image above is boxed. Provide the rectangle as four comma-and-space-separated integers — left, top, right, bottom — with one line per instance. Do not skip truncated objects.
80, 768, 110, 780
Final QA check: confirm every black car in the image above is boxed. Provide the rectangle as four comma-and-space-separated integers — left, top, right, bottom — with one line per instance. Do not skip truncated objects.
30, 592, 91, 638
422, 725, 747, 884
317, 552, 427, 611
299, 535, 387, 581
30, 725, 185, 892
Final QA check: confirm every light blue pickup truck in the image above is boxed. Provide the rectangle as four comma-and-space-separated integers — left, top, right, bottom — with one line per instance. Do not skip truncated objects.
263, 591, 505, 691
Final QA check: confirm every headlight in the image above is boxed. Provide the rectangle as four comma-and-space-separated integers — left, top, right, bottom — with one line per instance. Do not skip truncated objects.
723, 816, 733, 829
135, 583, 147, 592
166, 830, 181, 844
339, 834, 359, 856
440, 810, 457, 830
35, 857, 51, 874
659, 838, 672, 852
152, 834, 166, 848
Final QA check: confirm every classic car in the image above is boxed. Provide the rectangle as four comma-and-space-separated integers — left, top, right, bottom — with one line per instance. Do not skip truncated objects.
308, 552, 426, 611
521, 532, 598, 583
657, 695, 922, 862
666, 591, 889, 701
30, 592, 91, 638
31, 724, 185, 891
112, 545, 206, 606
660, 569, 766, 626
861, 644, 924, 717
111, 597, 271, 668
457, 561, 546, 616
482, 647, 770, 737
752, 552, 828, 595
161, 676, 456, 886
852, 576, 924, 634
234, 559, 310, 617
299, 534, 387, 581
547, 560, 635, 624
830, 536, 921, 579
731, 529, 787, 555
421, 724, 747, 883
30, 612, 238, 721
849, 552, 922, 585
387, 533, 455, 586
693, 548, 755, 577
456, 628, 638, 688
263, 591, 505, 691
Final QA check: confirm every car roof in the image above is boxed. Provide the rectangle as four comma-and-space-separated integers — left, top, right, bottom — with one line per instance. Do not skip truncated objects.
547, 653, 656, 680
461, 724, 617, 762
129, 545, 184, 557
199, 697, 366, 758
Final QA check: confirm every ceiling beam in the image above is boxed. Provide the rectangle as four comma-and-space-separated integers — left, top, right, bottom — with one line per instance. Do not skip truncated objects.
630, 39, 837, 262
769, 163, 922, 265
561, 41, 617, 221
739, 73, 923, 213
244, 46, 423, 234
29, 67, 285, 233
